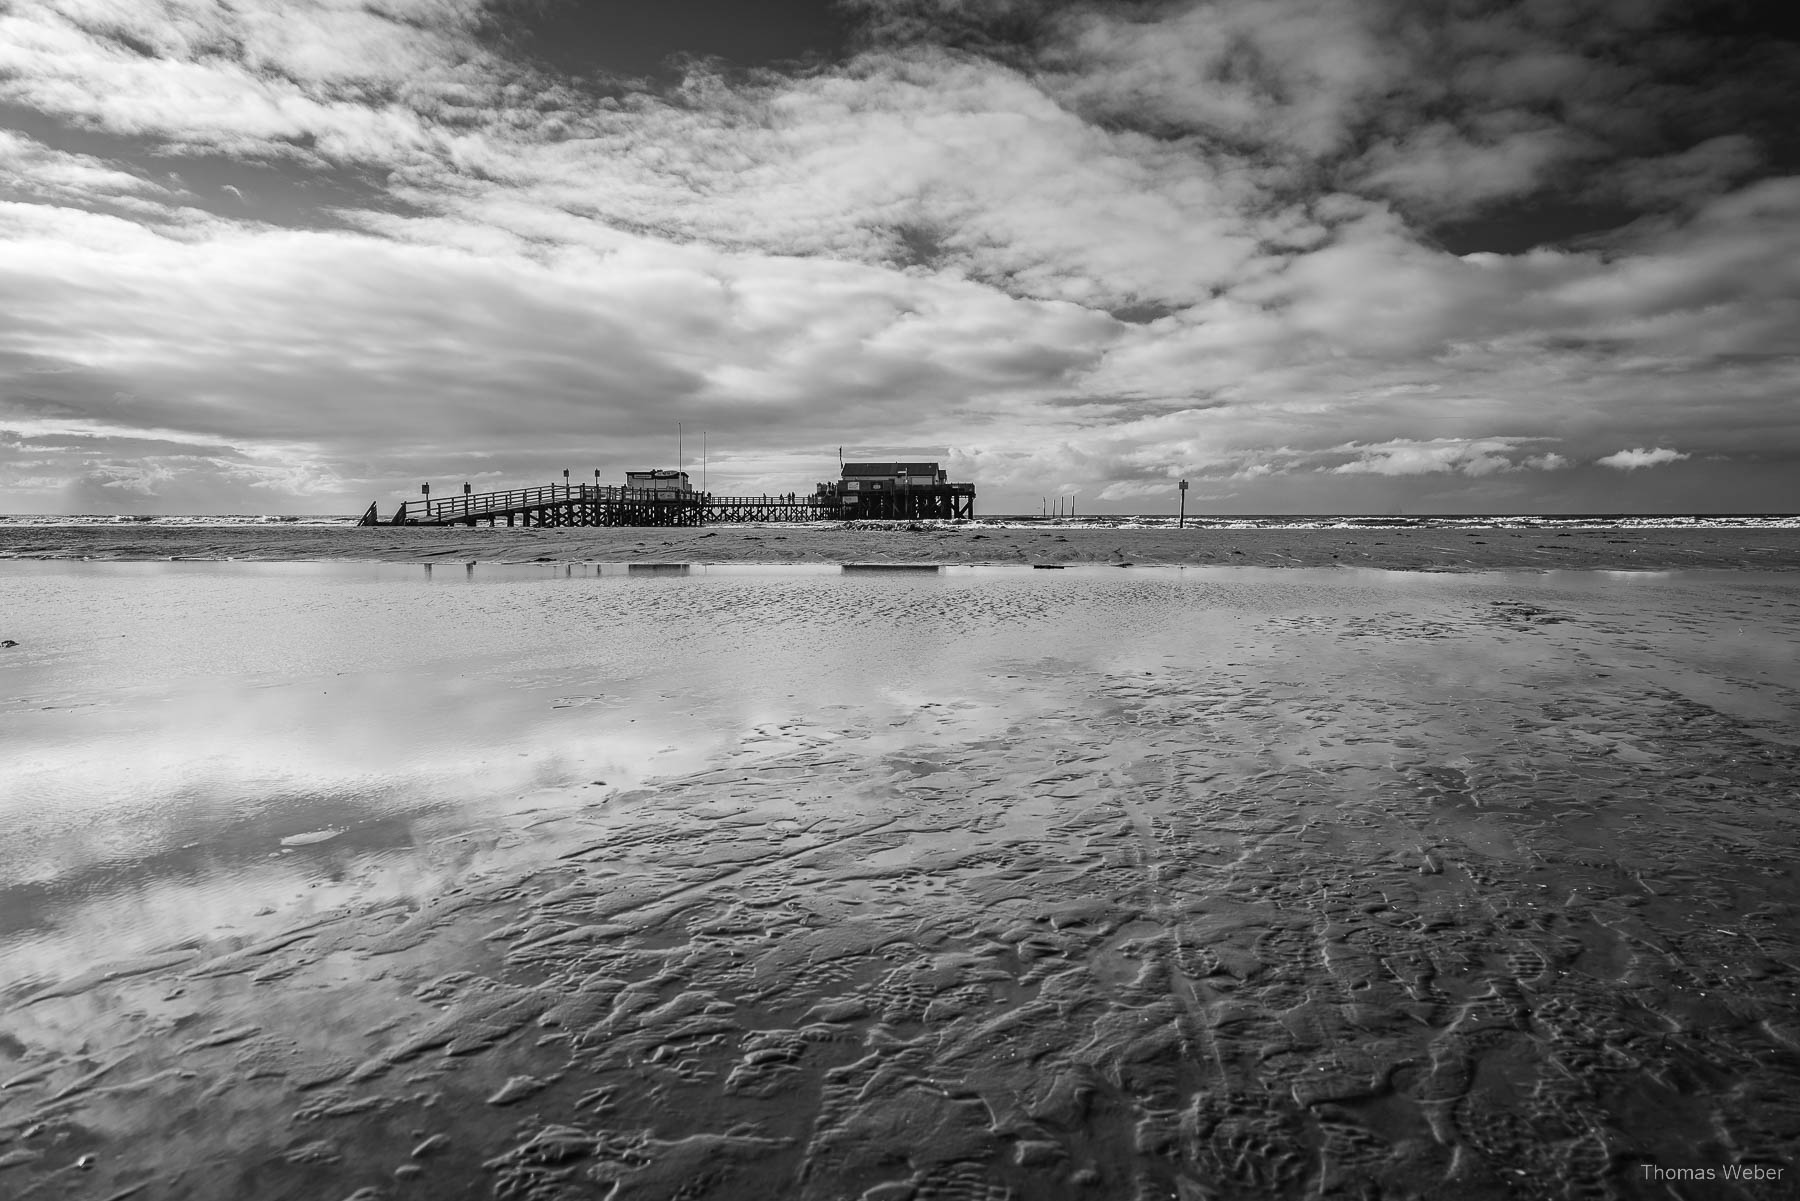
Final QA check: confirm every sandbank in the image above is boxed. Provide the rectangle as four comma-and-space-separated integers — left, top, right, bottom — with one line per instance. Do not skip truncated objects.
2, 521, 1799, 569
0, 562, 1796, 1200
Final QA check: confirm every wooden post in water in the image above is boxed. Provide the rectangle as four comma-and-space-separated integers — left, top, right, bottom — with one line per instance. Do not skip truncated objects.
1178, 479, 1188, 528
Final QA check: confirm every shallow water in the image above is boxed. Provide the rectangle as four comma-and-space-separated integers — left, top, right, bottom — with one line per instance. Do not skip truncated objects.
4, 511, 1797, 529
1, 564, 1797, 1199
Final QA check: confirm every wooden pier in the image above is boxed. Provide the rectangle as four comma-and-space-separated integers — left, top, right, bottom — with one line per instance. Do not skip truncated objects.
362, 485, 793, 527
358, 481, 974, 527
362, 461, 975, 528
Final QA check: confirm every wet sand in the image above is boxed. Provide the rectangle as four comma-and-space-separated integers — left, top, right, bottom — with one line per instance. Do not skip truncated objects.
1, 565, 1797, 1199
2, 522, 1799, 570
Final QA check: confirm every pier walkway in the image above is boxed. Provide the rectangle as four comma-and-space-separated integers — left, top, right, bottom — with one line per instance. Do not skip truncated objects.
357, 483, 974, 528
361, 476, 976, 527
359, 485, 835, 527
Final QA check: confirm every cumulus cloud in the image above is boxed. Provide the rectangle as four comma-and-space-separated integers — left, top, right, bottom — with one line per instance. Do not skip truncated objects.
1355, 118, 1596, 218
1326, 438, 1553, 478
1607, 135, 1764, 210
1595, 447, 1690, 471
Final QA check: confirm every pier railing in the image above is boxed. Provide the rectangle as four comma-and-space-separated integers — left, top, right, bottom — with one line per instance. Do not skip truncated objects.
365, 480, 974, 527
395, 484, 654, 525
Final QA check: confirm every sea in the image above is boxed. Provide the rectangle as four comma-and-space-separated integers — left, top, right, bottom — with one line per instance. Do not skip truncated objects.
2, 511, 1797, 530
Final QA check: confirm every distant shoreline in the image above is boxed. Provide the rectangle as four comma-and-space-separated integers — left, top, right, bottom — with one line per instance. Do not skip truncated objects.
3, 512, 1797, 530
3, 524, 1799, 570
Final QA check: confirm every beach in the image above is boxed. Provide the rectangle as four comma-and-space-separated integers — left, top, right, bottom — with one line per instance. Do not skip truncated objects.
1, 555, 1797, 1199
1, 521, 1799, 571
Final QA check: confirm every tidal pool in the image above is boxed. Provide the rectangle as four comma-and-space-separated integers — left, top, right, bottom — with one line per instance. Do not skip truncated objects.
0, 564, 1797, 1199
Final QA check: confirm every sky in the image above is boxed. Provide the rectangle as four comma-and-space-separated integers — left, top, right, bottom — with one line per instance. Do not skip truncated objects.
0, 0, 1797, 515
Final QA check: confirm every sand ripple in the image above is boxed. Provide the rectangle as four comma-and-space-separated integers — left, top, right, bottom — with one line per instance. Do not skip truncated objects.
1, 579, 1797, 1199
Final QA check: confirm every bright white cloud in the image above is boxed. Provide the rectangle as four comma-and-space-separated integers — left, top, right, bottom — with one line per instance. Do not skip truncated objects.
1594, 447, 1690, 471
1327, 438, 1548, 478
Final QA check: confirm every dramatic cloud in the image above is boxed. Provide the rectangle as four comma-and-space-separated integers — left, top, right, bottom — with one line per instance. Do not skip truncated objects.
0, 0, 1796, 513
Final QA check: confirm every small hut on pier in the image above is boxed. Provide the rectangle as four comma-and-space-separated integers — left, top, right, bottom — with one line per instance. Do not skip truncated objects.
815, 461, 975, 519
624, 469, 693, 499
